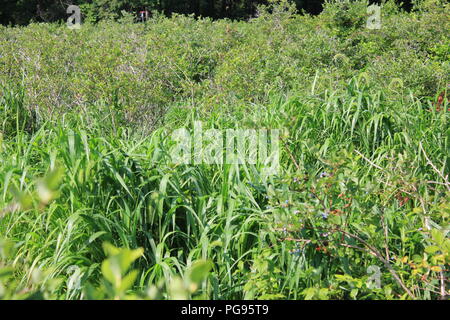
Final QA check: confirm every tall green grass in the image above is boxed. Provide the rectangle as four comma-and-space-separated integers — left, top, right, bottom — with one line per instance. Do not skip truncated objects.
0, 75, 448, 299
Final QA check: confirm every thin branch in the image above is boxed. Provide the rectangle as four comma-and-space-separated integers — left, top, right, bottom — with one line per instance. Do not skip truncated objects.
381, 214, 390, 261
278, 224, 417, 299
355, 149, 384, 170
281, 137, 300, 171
334, 227, 416, 299
419, 142, 450, 192
439, 269, 447, 300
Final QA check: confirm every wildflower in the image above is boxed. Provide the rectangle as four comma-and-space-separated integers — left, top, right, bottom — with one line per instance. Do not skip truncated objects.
319, 172, 329, 178
315, 246, 328, 253
281, 200, 290, 208
321, 212, 329, 220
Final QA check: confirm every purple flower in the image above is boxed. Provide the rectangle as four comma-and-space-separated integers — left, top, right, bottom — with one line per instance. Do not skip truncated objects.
319, 172, 329, 178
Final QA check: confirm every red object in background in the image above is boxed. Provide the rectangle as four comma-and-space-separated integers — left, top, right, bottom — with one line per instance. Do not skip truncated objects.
435, 85, 450, 112
139, 10, 149, 22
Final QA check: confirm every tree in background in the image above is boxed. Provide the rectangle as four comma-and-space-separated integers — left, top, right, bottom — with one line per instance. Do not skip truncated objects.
0, 0, 412, 25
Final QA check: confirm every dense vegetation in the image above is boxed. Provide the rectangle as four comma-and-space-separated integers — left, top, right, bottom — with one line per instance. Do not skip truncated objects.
0, 0, 413, 25
1, 0, 319, 25
0, 0, 449, 300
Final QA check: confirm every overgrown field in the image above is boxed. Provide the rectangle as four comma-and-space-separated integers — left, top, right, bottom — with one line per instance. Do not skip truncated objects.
0, 0, 449, 300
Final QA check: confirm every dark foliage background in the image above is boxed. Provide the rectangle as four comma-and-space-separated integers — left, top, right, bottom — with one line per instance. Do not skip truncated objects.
0, 0, 412, 25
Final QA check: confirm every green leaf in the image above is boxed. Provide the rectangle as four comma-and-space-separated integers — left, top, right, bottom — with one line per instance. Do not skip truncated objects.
425, 245, 440, 254
187, 260, 213, 284
88, 231, 107, 244
302, 287, 316, 300
118, 270, 139, 292
431, 229, 444, 246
